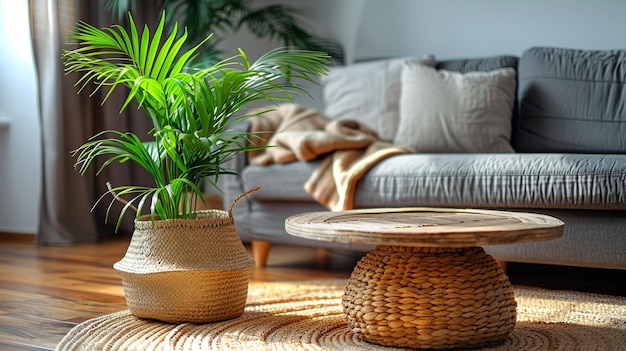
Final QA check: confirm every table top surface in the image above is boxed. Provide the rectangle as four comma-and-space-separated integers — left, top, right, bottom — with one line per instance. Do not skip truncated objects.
285, 207, 564, 247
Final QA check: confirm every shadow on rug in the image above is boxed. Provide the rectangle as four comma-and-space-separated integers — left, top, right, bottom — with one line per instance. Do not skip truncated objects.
56, 280, 626, 351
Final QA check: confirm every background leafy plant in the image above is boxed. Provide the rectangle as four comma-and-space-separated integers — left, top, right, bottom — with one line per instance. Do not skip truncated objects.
63, 13, 329, 229
105, 0, 344, 66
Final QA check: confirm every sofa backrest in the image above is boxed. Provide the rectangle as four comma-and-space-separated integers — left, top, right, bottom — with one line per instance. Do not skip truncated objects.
435, 56, 519, 73
515, 47, 626, 153
323, 50, 626, 154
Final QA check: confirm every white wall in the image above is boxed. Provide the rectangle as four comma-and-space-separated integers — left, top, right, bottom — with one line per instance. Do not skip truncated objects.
2, 0, 626, 235
0, 2, 41, 234
349, 0, 626, 60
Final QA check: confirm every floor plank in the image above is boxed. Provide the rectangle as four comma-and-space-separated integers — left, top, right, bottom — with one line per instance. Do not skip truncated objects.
0, 314, 75, 350
0, 341, 52, 351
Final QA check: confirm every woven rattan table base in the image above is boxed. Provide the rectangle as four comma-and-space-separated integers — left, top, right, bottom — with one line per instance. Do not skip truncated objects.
343, 246, 517, 349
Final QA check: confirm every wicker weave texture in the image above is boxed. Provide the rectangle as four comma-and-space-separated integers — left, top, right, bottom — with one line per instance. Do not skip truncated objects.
343, 246, 517, 349
114, 210, 254, 323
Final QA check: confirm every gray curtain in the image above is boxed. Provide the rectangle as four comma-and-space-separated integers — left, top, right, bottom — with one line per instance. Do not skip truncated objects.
30, 1, 156, 245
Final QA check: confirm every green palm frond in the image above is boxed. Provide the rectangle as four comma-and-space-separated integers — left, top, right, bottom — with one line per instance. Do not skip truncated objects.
105, 0, 151, 22
104, 0, 344, 65
238, 5, 343, 63
64, 12, 329, 225
164, 0, 246, 38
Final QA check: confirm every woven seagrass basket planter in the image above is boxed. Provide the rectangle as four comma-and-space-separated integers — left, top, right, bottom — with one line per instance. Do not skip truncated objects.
114, 209, 254, 324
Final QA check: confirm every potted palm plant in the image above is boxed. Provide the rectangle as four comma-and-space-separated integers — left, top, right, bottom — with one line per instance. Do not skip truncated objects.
63, 12, 329, 323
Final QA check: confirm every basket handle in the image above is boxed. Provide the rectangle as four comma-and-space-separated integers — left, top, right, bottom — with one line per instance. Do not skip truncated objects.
229, 185, 261, 217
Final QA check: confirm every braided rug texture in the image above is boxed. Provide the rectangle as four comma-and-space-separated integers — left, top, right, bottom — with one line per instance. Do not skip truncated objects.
56, 280, 626, 351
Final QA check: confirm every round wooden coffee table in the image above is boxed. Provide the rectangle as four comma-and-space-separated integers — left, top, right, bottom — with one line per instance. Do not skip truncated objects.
285, 207, 564, 349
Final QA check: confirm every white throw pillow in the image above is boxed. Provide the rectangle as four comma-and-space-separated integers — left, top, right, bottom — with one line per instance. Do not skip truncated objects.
394, 62, 517, 153
322, 56, 435, 142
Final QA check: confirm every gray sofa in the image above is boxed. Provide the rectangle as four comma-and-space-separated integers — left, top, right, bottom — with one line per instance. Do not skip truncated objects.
221, 47, 626, 270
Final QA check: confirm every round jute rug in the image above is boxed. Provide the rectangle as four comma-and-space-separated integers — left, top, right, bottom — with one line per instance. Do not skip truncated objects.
56, 280, 626, 351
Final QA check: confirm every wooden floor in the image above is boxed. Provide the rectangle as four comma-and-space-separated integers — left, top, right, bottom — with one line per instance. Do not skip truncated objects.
1, 235, 625, 351
0, 236, 358, 350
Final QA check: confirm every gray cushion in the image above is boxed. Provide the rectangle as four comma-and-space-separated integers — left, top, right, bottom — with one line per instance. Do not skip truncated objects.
322, 56, 436, 141
353, 153, 626, 210
515, 47, 626, 153
241, 161, 321, 201
243, 153, 626, 211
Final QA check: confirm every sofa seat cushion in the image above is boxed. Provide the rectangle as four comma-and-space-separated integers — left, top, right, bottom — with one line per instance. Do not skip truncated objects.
241, 161, 322, 202
353, 153, 626, 210
243, 154, 626, 211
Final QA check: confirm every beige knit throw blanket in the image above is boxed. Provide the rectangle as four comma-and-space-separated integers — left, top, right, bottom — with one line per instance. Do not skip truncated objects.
247, 104, 413, 211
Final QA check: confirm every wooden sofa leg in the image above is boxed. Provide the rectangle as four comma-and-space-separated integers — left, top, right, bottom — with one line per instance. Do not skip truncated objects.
252, 240, 272, 268
316, 247, 331, 268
